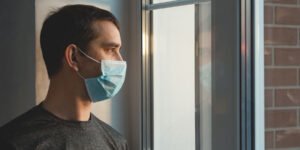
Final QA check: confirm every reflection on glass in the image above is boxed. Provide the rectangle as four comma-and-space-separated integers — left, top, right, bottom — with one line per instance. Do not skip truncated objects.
153, 5, 195, 150
198, 2, 212, 150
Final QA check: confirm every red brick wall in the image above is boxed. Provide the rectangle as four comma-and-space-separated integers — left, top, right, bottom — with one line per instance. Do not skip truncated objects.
265, 0, 300, 149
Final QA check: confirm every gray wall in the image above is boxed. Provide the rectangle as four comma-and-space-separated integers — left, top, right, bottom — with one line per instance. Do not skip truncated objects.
0, 0, 36, 126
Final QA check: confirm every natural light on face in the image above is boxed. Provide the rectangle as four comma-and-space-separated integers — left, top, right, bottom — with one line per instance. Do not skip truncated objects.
35, 0, 113, 124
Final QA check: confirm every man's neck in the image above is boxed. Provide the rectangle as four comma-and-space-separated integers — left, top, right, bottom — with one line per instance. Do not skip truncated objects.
42, 77, 92, 122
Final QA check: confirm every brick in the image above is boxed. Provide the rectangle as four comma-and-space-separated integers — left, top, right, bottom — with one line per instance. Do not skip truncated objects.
266, 131, 274, 148
266, 89, 274, 107
276, 7, 300, 25
265, 0, 297, 4
265, 6, 273, 24
275, 89, 300, 106
266, 109, 297, 128
276, 129, 300, 148
265, 27, 298, 46
265, 68, 297, 87
265, 48, 272, 65
275, 48, 300, 65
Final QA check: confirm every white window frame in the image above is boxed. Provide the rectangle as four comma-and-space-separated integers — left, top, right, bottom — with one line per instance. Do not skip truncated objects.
254, 0, 265, 149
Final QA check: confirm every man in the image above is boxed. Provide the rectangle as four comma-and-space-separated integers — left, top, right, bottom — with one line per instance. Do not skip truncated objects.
0, 4, 128, 150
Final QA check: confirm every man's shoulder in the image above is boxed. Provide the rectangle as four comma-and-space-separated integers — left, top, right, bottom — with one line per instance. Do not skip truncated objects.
0, 105, 43, 140
0, 104, 60, 149
92, 114, 128, 148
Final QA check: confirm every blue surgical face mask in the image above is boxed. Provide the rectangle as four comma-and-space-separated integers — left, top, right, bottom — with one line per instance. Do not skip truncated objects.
76, 47, 127, 102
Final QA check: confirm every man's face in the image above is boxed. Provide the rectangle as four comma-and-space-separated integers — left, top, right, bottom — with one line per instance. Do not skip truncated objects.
76, 20, 123, 78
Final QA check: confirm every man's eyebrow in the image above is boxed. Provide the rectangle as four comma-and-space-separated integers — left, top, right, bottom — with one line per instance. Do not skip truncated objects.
101, 42, 121, 48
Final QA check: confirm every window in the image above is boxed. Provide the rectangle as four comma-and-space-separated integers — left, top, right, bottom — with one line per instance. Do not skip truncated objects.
141, 0, 257, 149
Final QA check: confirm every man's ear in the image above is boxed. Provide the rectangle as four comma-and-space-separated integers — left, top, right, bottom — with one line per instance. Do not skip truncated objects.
65, 44, 79, 72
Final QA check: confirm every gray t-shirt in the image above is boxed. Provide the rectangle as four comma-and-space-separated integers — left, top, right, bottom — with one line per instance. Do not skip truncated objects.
0, 103, 128, 150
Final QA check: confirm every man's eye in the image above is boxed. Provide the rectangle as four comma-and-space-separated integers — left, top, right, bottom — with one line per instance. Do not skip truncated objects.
105, 48, 114, 53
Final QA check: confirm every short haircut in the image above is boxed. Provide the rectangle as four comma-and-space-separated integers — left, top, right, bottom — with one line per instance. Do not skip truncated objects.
40, 4, 120, 78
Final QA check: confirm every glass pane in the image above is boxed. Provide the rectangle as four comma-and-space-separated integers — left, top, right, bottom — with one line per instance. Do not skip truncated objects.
264, 0, 300, 149
198, 2, 212, 150
153, 5, 195, 150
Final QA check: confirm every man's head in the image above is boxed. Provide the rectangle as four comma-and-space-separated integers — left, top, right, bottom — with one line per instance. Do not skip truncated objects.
40, 4, 123, 79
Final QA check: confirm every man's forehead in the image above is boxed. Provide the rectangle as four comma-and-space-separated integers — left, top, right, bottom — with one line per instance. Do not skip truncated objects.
91, 20, 119, 35
91, 21, 121, 47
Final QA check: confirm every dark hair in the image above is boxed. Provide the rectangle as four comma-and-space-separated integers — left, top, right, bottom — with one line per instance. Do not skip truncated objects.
40, 4, 120, 78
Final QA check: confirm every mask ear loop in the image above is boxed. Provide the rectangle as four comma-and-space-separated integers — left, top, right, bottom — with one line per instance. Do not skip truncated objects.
75, 46, 103, 78
76, 71, 86, 80
73, 47, 87, 80
76, 47, 101, 64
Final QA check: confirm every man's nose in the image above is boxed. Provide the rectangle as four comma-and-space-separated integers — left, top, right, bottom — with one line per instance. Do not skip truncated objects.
116, 51, 124, 61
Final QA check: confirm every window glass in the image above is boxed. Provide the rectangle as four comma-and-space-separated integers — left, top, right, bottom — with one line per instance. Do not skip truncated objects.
153, 5, 196, 150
